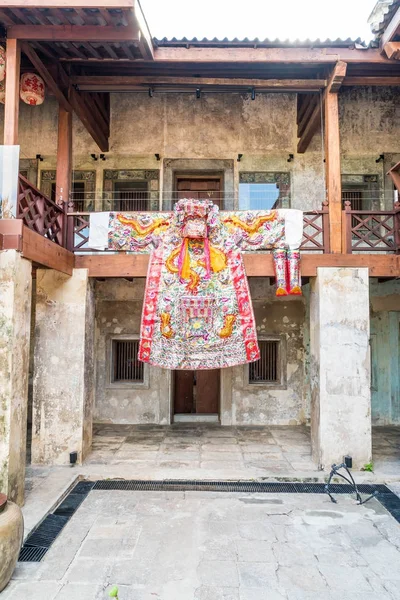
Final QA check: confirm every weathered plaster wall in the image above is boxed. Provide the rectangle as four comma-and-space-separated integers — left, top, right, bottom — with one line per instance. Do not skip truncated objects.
1, 86, 397, 209
0, 251, 32, 505
32, 268, 95, 465
370, 279, 400, 425
310, 267, 371, 469
229, 278, 307, 426
94, 278, 307, 426
94, 279, 172, 424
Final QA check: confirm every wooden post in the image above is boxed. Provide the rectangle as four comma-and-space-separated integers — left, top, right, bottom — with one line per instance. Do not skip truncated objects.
324, 62, 347, 254
4, 39, 21, 145
325, 90, 342, 253
56, 105, 72, 247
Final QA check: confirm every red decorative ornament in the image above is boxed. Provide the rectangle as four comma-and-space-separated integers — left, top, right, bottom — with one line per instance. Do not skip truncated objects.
0, 79, 5, 105
20, 73, 45, 106
0, 46, 5, 82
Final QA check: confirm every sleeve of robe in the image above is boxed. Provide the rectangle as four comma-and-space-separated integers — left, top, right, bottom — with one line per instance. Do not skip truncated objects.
100, 211, 173, 253
220, 209, 303, 296
220, 209, 303, 251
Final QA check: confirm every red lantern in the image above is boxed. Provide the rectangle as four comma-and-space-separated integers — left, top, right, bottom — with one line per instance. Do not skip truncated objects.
20, 73, 45, 106
0, 46, 5, 83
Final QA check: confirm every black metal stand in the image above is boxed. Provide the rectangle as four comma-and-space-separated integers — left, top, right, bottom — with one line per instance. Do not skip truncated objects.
325, 463, 378, 505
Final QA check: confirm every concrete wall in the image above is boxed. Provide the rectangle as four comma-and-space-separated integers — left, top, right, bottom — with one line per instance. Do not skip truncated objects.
229, 279, 307, 426
32, 269, 95, 464
0, 251, 32, 505
370, 279, 400, 425
93, 278, 307, 426
94, 279, 172, 424
310, 267, 371, 469
1, 86, 398, 211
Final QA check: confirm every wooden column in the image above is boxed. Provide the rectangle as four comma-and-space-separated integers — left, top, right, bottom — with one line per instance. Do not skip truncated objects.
4, 39, 21, 145
56, 105, 72, 247
324, 62, 347, 254
56, 105, 72, 205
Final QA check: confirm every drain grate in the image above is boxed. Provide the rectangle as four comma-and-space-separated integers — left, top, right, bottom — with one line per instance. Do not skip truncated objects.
18, 481, 95, 563
18, 546, 48, 563
18, 478, 400, 563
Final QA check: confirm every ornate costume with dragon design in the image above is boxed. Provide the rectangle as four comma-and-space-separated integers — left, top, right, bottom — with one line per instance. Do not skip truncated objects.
89, 199, 303, 370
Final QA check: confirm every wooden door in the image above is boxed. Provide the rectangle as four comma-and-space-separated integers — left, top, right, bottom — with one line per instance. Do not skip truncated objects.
174, 369, 220, 414
196, 370, 220, 414
176, 178, 223, 208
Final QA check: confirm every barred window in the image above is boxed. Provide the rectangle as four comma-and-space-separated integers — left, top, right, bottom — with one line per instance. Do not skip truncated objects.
112, 339, 143, 383
249, 340, 280, 384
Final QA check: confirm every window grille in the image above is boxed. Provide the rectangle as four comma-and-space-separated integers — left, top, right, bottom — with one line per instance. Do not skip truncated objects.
249, 340, 280, 384
112, 339, 143, 383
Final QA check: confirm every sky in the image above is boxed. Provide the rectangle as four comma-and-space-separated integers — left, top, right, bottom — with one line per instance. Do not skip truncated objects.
140, 0, 378, 43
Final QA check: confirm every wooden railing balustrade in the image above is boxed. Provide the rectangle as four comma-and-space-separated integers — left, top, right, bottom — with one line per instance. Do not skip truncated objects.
18, 174, 65, 246
12, 189, 400, 256
66, 205, 331, 253
342, 200, 400, 254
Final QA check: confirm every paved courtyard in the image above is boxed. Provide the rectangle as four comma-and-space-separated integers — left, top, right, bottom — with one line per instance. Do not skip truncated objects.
86, 424, 318, 477
4, 488, 400, 600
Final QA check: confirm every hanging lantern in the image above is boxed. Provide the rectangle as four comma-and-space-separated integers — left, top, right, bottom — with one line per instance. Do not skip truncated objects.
0, 46, 5, 82
0, 79, 5, 104
20, 73, 45, 106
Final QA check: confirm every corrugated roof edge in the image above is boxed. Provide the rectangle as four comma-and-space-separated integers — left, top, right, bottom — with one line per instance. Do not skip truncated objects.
152, 37, 368, 49
368, 0, 400, 39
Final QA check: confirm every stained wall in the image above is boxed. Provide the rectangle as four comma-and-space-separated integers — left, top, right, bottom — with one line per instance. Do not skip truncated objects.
1, 86, 399, 210
93, 278, 307, 426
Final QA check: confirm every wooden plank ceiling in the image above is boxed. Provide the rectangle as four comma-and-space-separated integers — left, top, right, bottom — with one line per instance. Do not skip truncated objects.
0, 1, 153, 60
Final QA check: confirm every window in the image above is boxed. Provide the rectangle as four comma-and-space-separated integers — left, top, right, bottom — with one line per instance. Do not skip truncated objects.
112, 339, 143, 383
112, 181, 150, 212
249, 340, 280, 384
239, 173, 290, 210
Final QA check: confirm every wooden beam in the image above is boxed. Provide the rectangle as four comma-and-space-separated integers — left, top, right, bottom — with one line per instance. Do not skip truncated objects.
4, 38, 21, 145
383, 42, 400, 60
326, 60, 347, 92
381, 5, 400, 47
132, 0, 154, 60
388, 160, 400, 194
0, 219, 74, 274
297, 62, 346, 155
343, 76, 400, 86
153, 47, 392, 64
0, 1, 135, 7
72, 75, 327, 91
75, 252, 400, 279
22, 226, 74, 274
325, 90, 342, 253
55, 105, 72, 208
7, 23, 140, 42
69, 85, 109, 151
21, 42, 72, 113
297, 99, 321, 154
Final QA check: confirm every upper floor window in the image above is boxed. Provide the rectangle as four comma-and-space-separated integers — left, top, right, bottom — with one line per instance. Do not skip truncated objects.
239, 172, 290, 210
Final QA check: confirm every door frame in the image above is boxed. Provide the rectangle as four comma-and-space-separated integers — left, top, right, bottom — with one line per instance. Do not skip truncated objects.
172, 369, 222, 422
173, 171, 224, 204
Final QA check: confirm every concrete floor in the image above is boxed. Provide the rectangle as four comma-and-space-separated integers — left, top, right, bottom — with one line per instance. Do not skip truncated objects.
87, 424, 317, 477
5, 488, 400, 600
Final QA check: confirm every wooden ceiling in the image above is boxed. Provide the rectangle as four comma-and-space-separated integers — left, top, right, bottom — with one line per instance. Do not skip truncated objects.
0, 1, 154, 60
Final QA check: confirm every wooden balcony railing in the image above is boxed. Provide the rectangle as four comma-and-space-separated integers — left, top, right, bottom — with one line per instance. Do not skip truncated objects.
66, 205, 330, 253
342, 200, 400, 254
18, 175, 65, 246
